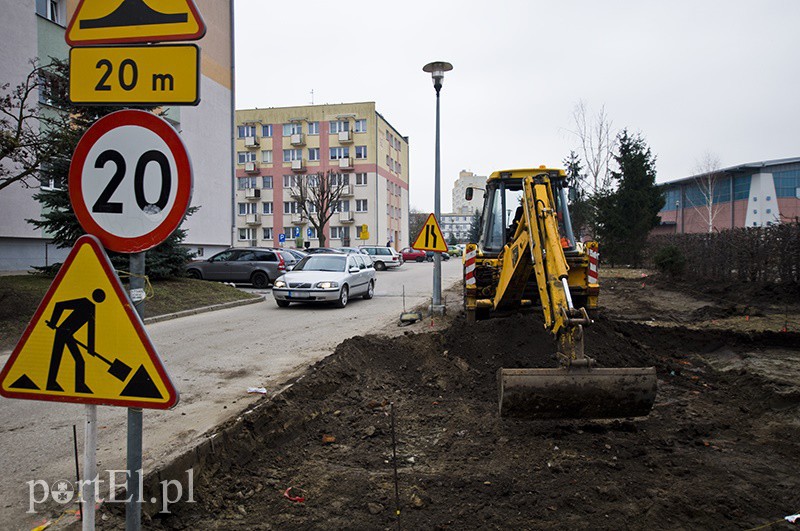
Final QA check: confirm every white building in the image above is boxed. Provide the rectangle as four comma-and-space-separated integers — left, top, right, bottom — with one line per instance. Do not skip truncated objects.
440, 213, 474, 243
452, 169, 486, 215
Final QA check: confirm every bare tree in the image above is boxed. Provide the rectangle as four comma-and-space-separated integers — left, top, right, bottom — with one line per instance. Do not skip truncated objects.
408, 208, 428, 244
0, 60, 65, 192
570, 100, 616, 195
291, 170, 349, 248
691, 152, 724, 233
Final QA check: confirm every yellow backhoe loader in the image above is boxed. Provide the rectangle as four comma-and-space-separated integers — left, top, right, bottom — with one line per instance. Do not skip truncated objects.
463, 167, 657, 420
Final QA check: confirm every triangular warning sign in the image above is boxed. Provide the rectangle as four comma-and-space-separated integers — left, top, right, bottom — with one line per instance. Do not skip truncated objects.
66, 0, 206, 46
412, 213, 449, 253
0, 235, 178, 409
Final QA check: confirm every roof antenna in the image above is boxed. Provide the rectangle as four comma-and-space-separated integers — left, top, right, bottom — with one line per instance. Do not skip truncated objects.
310, 89, 314, 105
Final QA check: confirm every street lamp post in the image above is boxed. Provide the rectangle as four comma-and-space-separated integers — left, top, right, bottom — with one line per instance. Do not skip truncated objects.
423, 60, 452, 315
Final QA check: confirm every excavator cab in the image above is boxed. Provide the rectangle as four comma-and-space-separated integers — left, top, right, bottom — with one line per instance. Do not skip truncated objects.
466, 168, 657, 420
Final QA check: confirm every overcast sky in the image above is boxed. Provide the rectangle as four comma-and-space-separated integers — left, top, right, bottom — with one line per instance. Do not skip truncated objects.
233, 0, 800, 212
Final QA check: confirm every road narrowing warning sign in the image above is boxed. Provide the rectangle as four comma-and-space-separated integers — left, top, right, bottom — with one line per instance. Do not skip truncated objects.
411, 213, 448, 253
66, 0, 207, 46
0, 235, 179, 409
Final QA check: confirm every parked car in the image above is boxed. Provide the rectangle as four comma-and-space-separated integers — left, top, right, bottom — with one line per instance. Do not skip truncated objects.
426, 250, 450, 261
447, 245, 462, 257
359, 245, 403, 270
283, 248, 309, 262
339, 246, 365, 254
272, 253, 376, 308
184, 247, 287, 288
400, 247, 426, 262
305, 247, 343, 254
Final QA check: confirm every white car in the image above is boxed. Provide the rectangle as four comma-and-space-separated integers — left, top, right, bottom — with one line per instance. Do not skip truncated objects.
358, 245, 403, 270
272, 253, 376, 308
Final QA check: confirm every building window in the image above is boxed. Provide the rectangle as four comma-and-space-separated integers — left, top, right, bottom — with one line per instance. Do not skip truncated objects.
330, 226, 344, 239
261, 150, 272, 163
238, 202, 257, 215
396, 162, 402, 173
237, 177, 258, 189
354, 119, 367, 133
733, 175, 752, 200
238, 151, 256, 164
331, 173, 349, 186
237, 125, 256, 138
283, 149, 302, 162
262, 124, 272, 137
333, 200, 350, 213
284, 227, 298, 239
263, 227, 273, 240
308, 148, 320, 161
330, 120, 350, 134
308, 121, 319, 135
283, 175, 300, 188
356, 199, 368, 212
330, 147, 350, 160
283, 122, 302, 136
262, 202, 273, 215
36, 0, 63, 24
262, 176, 273, 189
355, 146, 367, 159
355, 173, 368, 186
284, 201, 301, 214
774, 170, 800, 197
238, 228, 255, 241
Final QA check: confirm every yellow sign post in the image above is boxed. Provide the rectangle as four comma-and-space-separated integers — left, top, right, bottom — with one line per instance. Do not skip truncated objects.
66, 0, 206, 45
412, 213, 448, 252
359, 224, 369, 240
0, 235, 178, 409
69, 44, 200, 105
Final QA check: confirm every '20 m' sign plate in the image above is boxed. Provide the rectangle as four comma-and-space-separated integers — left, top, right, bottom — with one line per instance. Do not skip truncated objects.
69, 110, 193, 253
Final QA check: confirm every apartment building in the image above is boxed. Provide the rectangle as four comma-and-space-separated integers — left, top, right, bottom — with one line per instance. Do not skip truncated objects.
655, 157, 800, 235
0, 0, 233, 270
439, 213, 474, 243
452, 169, 486, 215
234, 102, 409, 249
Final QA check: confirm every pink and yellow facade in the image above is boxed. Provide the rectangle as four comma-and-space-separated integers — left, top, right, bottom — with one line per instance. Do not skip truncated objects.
234, 102, 409, 249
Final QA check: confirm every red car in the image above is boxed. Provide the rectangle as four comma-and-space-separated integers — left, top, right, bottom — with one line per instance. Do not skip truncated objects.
401, 247, 426, 262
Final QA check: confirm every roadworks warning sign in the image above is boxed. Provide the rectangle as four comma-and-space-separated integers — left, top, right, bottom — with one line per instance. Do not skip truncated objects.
0, 235, 178, 409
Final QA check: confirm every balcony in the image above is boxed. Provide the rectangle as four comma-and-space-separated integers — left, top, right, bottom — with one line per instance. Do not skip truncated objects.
291, 213, 307, 224
339, 183, 354, 197
290, 133, 305, 146
245, 188, 261, 199
338, 130, 352, 143
245, 214, 261, 225
244, 162, 258, 173
291, 159, 305, 172
339, 211, 354, 223
244, 136, 259, 148
338, 157, 353, 170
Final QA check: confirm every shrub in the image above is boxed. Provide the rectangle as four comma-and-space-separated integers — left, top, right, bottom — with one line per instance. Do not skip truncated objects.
653, 245, 686, 278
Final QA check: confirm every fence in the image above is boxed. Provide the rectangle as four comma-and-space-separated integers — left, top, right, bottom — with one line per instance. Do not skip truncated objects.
646, 223, 800, 283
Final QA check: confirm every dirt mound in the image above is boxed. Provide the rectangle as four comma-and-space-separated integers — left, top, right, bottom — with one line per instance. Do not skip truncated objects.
103, 313, 800, 530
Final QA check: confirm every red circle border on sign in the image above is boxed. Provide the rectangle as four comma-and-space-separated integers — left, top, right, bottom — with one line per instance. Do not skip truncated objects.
69, 110, 193, 253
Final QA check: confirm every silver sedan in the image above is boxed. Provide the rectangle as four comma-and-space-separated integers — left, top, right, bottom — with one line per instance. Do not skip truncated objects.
272, 253, 376, 308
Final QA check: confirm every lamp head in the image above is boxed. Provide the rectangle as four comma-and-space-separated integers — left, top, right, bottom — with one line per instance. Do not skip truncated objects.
423, 61, 453, 94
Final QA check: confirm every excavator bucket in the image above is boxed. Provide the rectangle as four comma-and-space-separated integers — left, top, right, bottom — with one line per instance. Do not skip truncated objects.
498, 366, 657, 419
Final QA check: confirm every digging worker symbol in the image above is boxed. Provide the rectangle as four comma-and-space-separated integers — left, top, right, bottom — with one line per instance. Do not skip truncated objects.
45, 289, 106, 394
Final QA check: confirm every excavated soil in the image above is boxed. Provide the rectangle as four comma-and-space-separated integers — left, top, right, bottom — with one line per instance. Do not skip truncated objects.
100, 273, 800, 530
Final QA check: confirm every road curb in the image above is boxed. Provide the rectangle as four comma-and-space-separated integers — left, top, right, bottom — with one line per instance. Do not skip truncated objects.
143, 295, 264, 325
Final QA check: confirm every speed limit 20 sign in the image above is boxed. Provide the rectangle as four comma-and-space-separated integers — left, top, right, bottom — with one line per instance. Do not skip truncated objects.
69, 109, 193, 253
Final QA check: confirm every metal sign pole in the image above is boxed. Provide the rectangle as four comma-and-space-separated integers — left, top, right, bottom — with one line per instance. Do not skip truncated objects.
83, 404, 97, 530
126, 252, 145, 530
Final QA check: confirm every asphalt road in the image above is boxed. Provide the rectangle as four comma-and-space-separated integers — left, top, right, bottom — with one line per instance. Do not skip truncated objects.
0, 258, 462, 528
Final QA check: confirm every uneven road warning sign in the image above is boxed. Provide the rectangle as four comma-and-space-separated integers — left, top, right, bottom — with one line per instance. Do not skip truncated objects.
412, 213, 448, 252
66, 0, 207, 46
69, 44, 200, 106
0, 235, 179, 409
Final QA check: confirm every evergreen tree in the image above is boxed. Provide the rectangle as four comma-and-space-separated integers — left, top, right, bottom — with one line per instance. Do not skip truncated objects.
468, 209, 482, 243
26, 58, 196, 279
562, 150, 591, 239
594, 129, 664, 266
